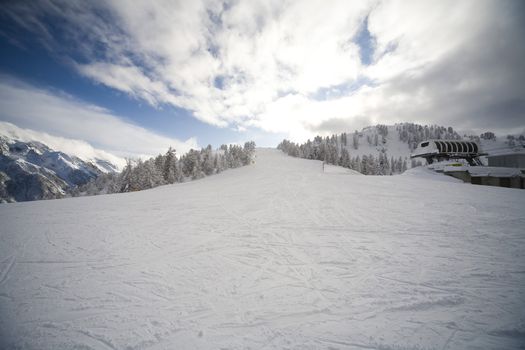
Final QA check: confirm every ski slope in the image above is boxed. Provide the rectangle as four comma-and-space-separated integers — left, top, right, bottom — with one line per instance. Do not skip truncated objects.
1, 149, 524, 349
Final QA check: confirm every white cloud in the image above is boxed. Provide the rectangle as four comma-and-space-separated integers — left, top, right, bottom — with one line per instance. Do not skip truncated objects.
2, 0, 524, 142
76, 62, 179, 108
0, 76, 198, 159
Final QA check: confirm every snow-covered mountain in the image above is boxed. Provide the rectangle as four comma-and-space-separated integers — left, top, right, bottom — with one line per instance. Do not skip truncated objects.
0, 122, 121, 202
338, 123, 523, 162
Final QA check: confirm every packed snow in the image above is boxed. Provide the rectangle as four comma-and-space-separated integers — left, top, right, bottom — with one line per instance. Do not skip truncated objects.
323, 164, 363, 175
1, 149, 524, 349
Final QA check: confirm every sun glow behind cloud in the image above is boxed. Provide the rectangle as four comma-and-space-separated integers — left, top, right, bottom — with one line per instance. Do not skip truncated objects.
1, 0, 524, 145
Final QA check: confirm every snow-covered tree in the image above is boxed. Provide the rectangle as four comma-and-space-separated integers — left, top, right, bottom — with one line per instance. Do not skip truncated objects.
182, 149, 203, 179
353, 131, 359, 150
201, 145, 215, 176
78, 141, 256, 197
163, 147, 178, 184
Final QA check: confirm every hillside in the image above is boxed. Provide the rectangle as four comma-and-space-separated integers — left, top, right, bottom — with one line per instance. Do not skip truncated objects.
1, 149, 524, 349
279, 123, 524, 174
346, 124, 523, 161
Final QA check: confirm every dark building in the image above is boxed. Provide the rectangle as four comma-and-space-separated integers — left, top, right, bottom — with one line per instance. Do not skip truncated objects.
487, 152, 525, 169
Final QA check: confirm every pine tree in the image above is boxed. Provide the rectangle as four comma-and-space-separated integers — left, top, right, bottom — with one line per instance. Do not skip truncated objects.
353, 130, 359, 150
163, 147, 178, 184
118, 158, 134, 192
368, 154, 378, 175
140, 159, 163, 189
353, 156, 359, 172
201, 145, 215, 176
397, 156, 403, 173
213, 154, 220, 173
361, 155, 368, 175
341, 148, 350, 168
182, 149, 203, 179
243, 141, 256, 164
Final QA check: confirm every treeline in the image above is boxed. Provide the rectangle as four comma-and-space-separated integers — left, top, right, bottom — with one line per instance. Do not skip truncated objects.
397, 124, 525, 148
277, 123, 473, 175
75, 142, 256, 196
317, 123, 462, 151
396, 123, 461, 151
277, 138, 412, 175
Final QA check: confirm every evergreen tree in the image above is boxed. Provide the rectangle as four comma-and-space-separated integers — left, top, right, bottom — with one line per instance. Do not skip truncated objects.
119, 158, 134, 192
354, 156, 361, 173
201, 145, 215, 176
243, 141, 256, 164
397, 156, 403, 173
361, 155, 369, 175
341, 149, 350, 168
163, 147, 178, 184
213, 154, 220, 173
353, 130, 359, 150
154, 154, 165, 175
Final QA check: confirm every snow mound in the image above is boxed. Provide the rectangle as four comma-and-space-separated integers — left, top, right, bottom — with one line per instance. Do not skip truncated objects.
401, 165, 464, 183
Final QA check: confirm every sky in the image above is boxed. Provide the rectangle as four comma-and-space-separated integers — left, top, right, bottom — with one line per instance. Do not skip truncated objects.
0, 0, 524, 159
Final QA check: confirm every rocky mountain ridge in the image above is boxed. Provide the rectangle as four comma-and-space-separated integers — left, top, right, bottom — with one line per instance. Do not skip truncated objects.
0, 135, 119, 202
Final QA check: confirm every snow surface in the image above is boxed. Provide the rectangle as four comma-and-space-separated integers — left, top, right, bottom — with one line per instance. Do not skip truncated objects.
344, 125, 412, 162
401, 166, 465, 184
323, 164, 363, 175
1, 149, 524, 349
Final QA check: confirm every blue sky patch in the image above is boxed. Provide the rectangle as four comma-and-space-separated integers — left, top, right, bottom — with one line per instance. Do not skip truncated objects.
309, 76, 375, 101
354, 16, 375, 66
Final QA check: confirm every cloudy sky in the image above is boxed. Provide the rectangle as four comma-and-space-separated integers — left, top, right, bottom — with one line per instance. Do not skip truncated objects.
0, 0, 524, 157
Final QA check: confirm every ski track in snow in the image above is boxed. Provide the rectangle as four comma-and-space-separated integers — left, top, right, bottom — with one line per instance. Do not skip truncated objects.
0, 149, 524, 349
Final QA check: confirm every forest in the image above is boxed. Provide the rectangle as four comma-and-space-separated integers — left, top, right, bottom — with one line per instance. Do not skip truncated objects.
75, 142, 256, 196
277, 123, 465, 175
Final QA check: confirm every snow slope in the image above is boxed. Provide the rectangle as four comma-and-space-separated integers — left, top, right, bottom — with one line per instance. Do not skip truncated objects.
347, 125, 414, 161
323, 164, 363, 175
1, 149, 524, 349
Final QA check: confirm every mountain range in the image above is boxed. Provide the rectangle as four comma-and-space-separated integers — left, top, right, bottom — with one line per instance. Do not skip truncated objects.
0, 123, 121, 202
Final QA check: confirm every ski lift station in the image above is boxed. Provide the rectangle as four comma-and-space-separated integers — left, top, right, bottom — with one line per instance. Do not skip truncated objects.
411, 140, 525, 189
410, 140, 485, 165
